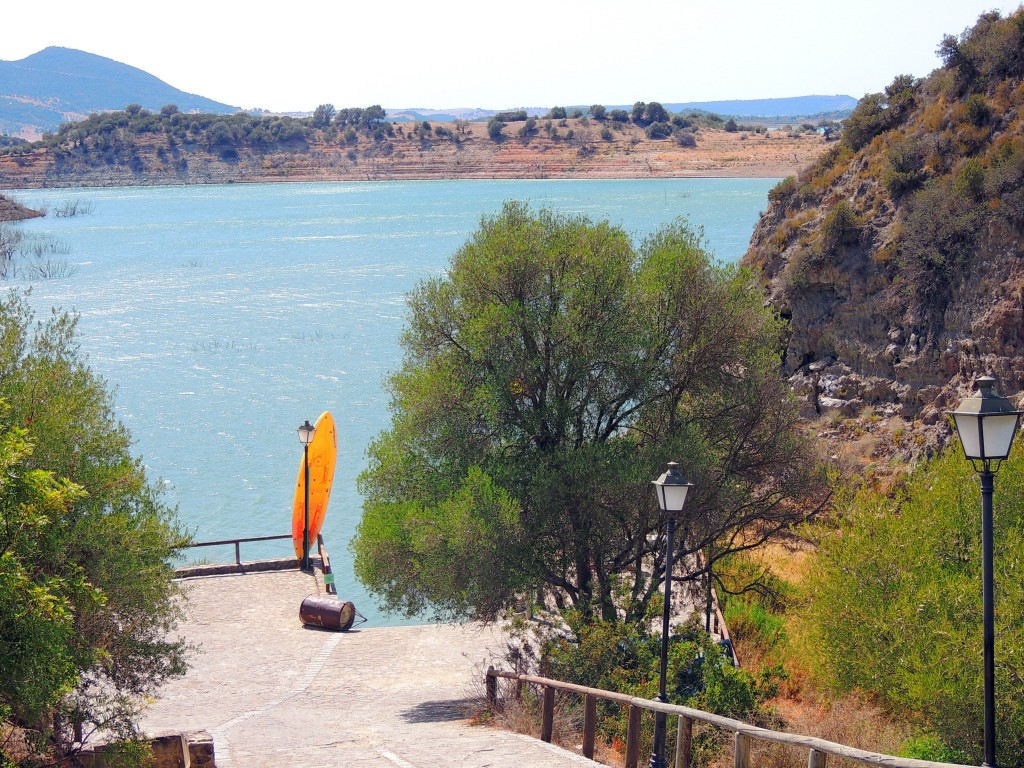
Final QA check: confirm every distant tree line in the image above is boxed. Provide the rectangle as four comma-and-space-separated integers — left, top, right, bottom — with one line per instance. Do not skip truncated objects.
0, 103, 409, 171
0, 94, 828, 169
474, 101, 750, 146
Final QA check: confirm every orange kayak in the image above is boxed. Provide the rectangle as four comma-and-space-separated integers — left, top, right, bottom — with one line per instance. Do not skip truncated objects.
292, 411, 337, 560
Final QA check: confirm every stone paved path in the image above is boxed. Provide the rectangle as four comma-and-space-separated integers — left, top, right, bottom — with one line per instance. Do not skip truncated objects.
140, 570, 600, 768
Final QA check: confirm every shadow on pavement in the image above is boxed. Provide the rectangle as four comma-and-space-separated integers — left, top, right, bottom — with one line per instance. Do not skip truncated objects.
401, 698, 475, 723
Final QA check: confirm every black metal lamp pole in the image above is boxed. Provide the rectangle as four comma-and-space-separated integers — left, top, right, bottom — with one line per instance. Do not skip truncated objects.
297, 419, 316, 572
949, 375, 1022, 768
981, 468, 997, 768
650, 513, 675, 768
303, 440, 311, 571
649, 462, 692, 768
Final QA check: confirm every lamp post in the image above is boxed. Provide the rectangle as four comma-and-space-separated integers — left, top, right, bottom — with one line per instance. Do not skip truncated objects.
650, 462, 693, 768
297, 419, 317, 571
949, 375, 1022, 768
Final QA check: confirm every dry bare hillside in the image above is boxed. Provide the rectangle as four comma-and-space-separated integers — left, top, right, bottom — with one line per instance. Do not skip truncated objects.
0, 117, 828, 189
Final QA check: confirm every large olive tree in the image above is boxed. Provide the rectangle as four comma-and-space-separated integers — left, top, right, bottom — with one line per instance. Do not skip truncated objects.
352, 202, 825, 623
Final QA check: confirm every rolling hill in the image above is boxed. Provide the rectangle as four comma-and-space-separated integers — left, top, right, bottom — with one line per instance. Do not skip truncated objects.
0, 47, 238, 138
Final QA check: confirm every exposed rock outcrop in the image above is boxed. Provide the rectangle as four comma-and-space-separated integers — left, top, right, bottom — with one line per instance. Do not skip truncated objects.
743, 9, 1024, 462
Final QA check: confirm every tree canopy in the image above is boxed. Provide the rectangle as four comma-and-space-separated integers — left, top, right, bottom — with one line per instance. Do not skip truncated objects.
352, 202, 826, 624
0, 291, 189, 762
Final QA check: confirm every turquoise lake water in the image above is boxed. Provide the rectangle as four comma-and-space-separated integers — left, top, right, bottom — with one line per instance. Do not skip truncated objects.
3, 178, 776, 624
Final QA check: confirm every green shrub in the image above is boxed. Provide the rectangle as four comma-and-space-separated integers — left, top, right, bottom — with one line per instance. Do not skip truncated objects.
645, 122, 671, 139
964, 94, 992, 127
883, 136, 925, 198
803, 445, 1024, 765
820, 200, 860, 248
723, 599, 786, 651
494, 109, 528, 122
767, 176, 798, 206
842, 93, 888, 150
954, 157, 986, 199
898, 734, 971, 764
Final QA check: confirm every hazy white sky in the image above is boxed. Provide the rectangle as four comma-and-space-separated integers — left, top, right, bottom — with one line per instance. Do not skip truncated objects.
2, 1, 1020, 113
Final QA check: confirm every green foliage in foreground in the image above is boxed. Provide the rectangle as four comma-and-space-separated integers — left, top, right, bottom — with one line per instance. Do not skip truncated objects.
803, 445, 1024, 765
0, 291, 189, 762
352, 201, 826, 623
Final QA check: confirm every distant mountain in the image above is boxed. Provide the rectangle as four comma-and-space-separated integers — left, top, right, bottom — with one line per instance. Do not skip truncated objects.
388, 97, 857, 124
0, 47, 237, 138
386, 107, 498, 123
658, 95, 858, 117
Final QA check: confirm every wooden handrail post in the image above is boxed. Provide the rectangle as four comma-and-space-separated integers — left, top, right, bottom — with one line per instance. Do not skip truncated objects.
734, 732, 750, 768
625, 704, 642, 768
481, 667, 971, 768
583, 694, 597, 759
541, 685, 555, 742
676, 715, 692, 768
234, 540, 241, 565
485, 667, 497, 710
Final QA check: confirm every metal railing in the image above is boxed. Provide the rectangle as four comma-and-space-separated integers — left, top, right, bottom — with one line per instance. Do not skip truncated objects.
485, 668, 970, 768
185, 534, 292, 566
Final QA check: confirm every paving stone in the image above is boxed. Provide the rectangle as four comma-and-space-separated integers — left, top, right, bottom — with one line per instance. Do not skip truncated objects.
141, 570, 600, 768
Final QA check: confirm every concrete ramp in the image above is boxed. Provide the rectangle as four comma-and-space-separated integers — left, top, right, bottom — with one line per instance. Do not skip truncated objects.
141, 570, 600, 768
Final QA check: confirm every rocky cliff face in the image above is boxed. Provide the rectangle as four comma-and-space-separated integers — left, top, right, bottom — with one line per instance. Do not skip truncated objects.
743, 9, 1024, 461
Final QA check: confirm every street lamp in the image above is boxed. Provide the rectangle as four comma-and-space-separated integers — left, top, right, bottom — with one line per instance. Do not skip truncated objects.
949, 375, 1022, 768
650, 462, 693, 768
297, 419, 317, 571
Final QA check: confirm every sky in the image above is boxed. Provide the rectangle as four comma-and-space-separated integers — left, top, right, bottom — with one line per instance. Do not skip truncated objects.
2, 0, 1022, 113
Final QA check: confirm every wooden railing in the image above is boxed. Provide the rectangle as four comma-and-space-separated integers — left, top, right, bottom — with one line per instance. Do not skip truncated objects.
485, 668, 970, 768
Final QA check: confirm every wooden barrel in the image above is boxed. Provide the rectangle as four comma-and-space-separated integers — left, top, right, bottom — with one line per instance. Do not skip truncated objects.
299, 596, 356, 631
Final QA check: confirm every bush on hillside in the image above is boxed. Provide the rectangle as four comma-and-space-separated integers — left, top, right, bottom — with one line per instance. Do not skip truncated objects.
645, 121, 671, 139
674, 128, 697, 147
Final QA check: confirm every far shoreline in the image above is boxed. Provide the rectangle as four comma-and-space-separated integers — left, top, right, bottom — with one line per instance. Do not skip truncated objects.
0, 124, 827, 194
